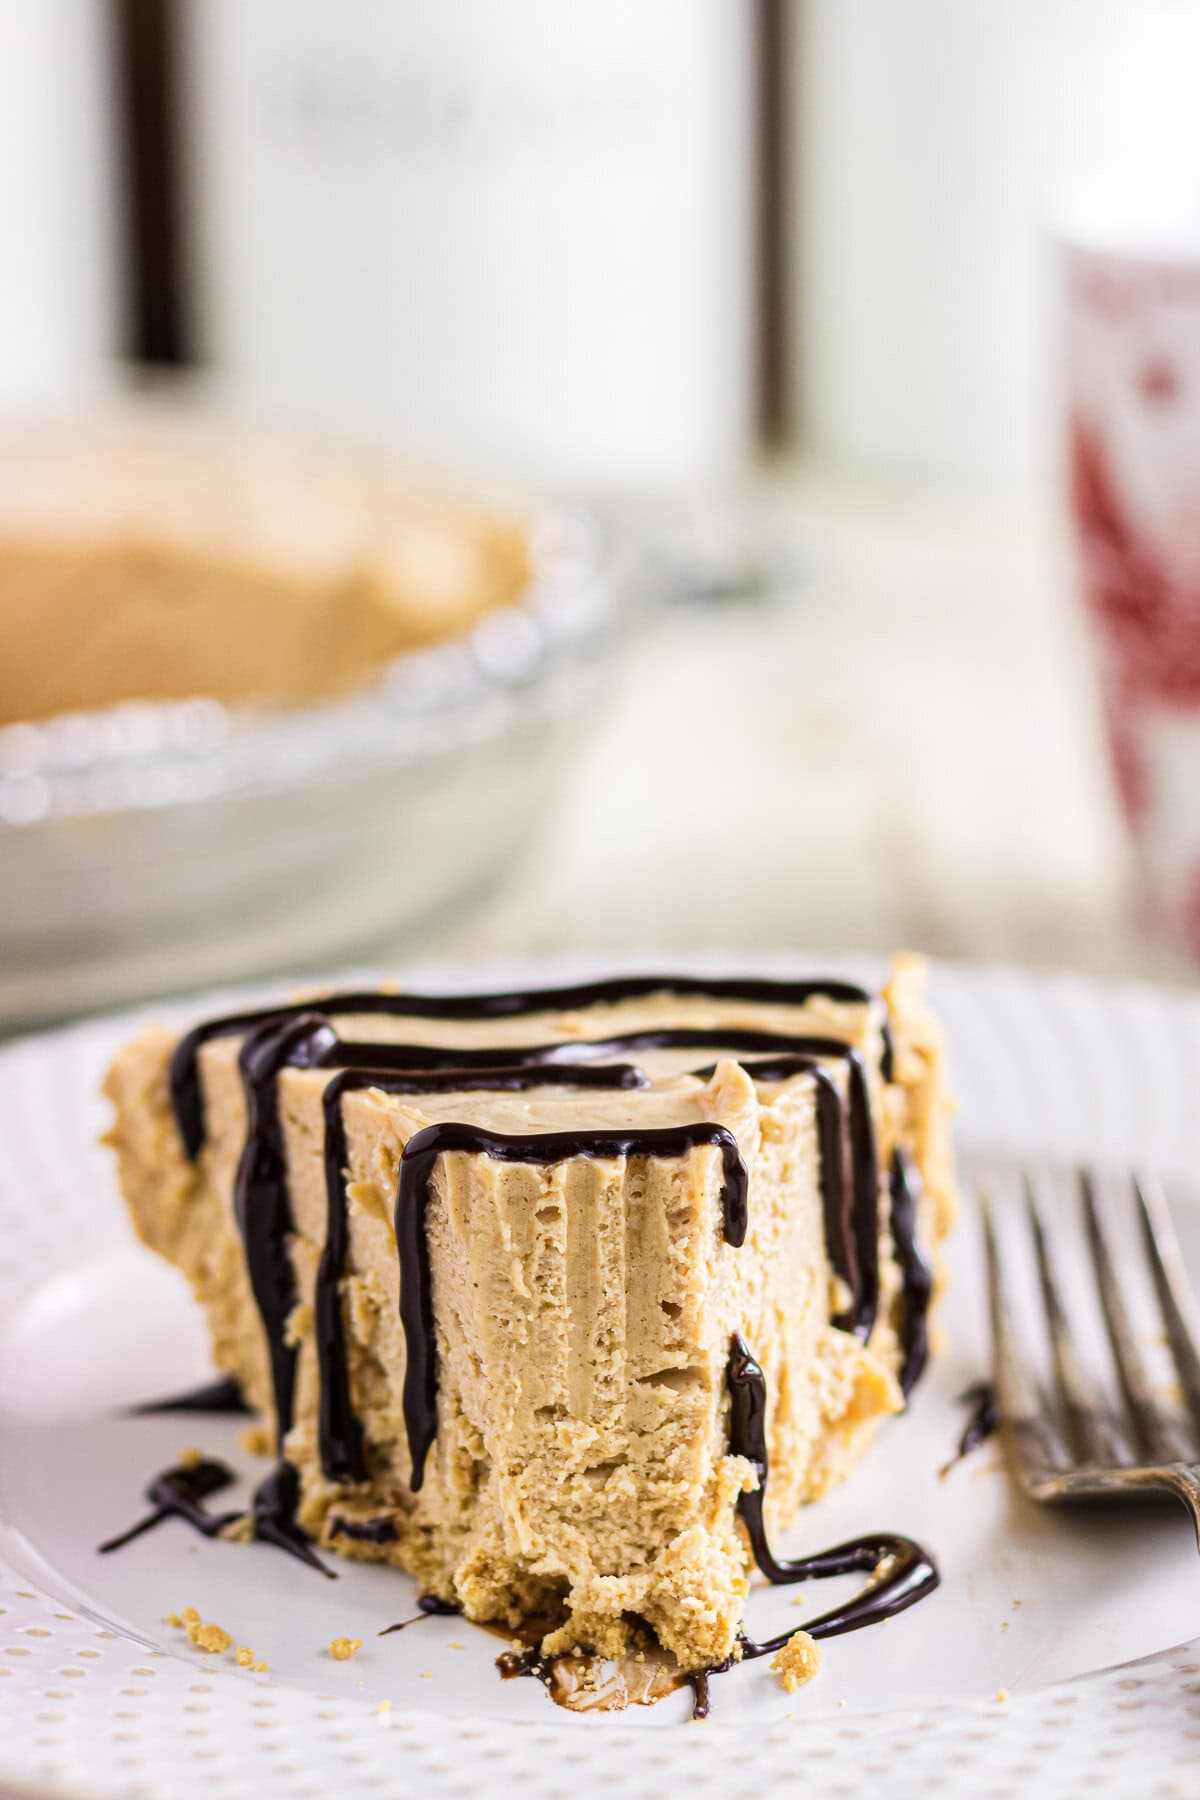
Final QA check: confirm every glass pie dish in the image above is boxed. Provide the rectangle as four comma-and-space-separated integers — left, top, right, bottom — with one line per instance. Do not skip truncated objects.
0, 509, 613, 1026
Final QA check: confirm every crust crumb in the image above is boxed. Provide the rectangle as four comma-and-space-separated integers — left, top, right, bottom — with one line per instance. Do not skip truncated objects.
996, 1687, 1010, 1703
187, 1619, 233, 1654
235, 1647, 254, 1667
771, 1630, 822, 1693
328, 1637, 362, 1662
253, 1661, 269, 1673
165, 1612, 181, 1628
178, 1447, 204, 1470
240, 1422, 273, 1458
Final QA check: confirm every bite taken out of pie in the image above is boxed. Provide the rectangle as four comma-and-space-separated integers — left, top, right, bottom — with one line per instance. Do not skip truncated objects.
102, 958, 955, 1688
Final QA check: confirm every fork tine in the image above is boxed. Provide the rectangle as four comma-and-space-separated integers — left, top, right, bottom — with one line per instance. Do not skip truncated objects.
1136, 1174, 1200, 1422
1025, 1175, 1118, 1466
1080, 1170, 1182, 1463
980, 1184, 1057, 1476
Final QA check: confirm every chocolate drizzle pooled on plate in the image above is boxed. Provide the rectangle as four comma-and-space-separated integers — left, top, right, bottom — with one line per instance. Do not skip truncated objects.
99, 1457, 238, 1554
703, 1335, 939, 1715
726, 1333, 938, 1608
98, 1456, 333, 1576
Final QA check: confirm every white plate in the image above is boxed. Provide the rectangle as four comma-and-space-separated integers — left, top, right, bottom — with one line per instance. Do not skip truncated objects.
2, 956, 1200, 1799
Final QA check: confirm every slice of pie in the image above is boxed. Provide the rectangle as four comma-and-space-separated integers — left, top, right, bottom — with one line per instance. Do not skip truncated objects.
103, 957, 954, 1674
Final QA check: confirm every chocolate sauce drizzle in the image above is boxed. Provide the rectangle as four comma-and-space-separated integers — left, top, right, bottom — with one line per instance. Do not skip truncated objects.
130, 1376, 250, 1416
169, 972, 879, 1159
696, 1535, 939, 1712
495, 1640, 700, 1716
709, 1334, 939, 1710
328, 1514, 398, 1545
727, 1332, 937, 1606
249, 1460, 333, 1577
687, 1667, 713, 1719
890, 1146, 933, 1396
99, 1458, 238, 1554
379, 1595, 462, 1636
741, 1037, 878, 1341
99, 1454, 331, 1577
693, 1037, 881, 1345
234, 1015, 339, 1445
941, 1381, 999, 1477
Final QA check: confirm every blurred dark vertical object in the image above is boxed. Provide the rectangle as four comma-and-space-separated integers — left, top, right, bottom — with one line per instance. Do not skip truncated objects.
111, 0, 193, 365
756, 0, 789, 449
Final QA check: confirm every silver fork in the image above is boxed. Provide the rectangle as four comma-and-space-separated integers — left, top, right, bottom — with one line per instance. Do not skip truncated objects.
981, 1169, 1200, 1547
